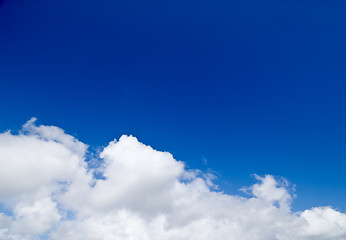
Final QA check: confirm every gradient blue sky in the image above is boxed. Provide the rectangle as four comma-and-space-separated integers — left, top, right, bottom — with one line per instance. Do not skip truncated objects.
0, 0, 346, 211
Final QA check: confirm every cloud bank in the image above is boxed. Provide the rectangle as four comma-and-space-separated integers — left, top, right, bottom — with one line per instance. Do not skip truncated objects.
0, 119, 345, 240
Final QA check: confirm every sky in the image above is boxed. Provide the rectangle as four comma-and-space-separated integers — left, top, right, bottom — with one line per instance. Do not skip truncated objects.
0, 0, 346, 239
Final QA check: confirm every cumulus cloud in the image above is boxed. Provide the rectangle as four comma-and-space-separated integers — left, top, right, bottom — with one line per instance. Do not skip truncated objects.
0, 118, 346, 240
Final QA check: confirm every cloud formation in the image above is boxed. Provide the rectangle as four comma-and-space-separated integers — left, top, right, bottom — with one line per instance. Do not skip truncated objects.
0, 119, 345, 240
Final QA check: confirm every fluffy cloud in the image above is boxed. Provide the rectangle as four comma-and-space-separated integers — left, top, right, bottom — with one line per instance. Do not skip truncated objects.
0, 118, 88, 200
0, 119, 346, 240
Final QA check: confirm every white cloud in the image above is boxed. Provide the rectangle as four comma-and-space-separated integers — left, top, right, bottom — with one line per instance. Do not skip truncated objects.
11, 197, 61, 236
0, 119, 346, 239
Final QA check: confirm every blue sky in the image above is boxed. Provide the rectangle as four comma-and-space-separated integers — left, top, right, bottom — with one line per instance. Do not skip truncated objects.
0, 0, 346, 213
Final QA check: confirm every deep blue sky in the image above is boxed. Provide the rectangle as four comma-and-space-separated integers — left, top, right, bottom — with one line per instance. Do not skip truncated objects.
1, 0, 346, 211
